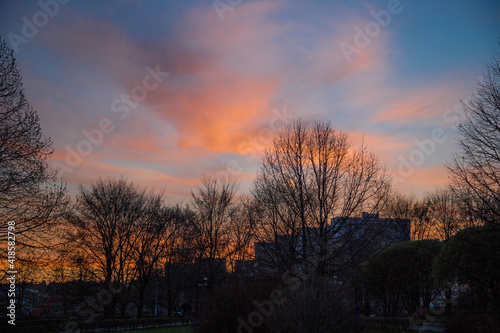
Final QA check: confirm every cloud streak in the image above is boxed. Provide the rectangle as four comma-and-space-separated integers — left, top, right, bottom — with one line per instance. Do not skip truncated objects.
4, 0, 493, 199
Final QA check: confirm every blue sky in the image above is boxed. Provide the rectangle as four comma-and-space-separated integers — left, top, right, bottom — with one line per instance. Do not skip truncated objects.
1, 0, 499, 202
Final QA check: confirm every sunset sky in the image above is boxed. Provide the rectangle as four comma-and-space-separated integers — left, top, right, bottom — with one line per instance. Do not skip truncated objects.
1, 0, 499, 202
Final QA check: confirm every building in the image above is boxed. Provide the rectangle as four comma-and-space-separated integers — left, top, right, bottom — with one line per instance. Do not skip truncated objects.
332, 212, 410, 248
255, 212, 411, 275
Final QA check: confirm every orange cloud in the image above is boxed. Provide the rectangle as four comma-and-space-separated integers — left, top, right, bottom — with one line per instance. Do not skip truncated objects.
41, 1, 396, 155
392, 165, 449, 198
144, 73, 277, 152
36, 0, 471, 203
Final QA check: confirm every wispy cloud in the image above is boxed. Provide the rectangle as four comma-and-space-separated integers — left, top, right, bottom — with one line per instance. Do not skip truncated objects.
6, 0, 494, 199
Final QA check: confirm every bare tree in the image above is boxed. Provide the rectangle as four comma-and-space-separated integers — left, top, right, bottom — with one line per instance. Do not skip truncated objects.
163, 205, 197, 316
130, 193, 176, 318
0, 34, 67, 280
67, 177, 147, 318
253, 119, 391, 277
382, 192, 416, 239
307, 121, 391, 275
0, 35, 53, 205
252, 119, 314, 276
226, 197, 257, 272
447, 48, 500, 225
426, 189, 463, 241
383, 192, 433, 240
256, 119, 311, 272
252, 176, 302, 275
190, 175, 238, 292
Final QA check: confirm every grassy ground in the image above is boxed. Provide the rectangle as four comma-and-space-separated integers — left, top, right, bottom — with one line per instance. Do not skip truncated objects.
105, 325, 193, 333
113, 326, 421, 333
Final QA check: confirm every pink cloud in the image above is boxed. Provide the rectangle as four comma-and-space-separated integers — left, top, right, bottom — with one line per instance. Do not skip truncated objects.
41, 1, 395, 155
35, 1, 471, 203
373, 83, 469, 123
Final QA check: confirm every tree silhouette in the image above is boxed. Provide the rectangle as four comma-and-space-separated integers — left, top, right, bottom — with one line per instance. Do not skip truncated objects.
67, 177, 147, 318
190, 175, 238, 293
447, 47, 500, 225
0, 34, 66, 276
253, 119, 391, 277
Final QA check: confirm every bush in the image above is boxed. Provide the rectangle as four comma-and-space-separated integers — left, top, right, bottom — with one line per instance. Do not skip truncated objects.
444, 292, 500, 333
265, 278, 362, 333
195, 279, 279, 333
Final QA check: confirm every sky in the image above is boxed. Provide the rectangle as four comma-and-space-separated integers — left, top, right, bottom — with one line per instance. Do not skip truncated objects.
1, 0, 499, 203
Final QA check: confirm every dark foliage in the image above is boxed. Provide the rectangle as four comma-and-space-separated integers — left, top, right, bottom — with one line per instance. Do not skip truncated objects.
195, 279, 279, 333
